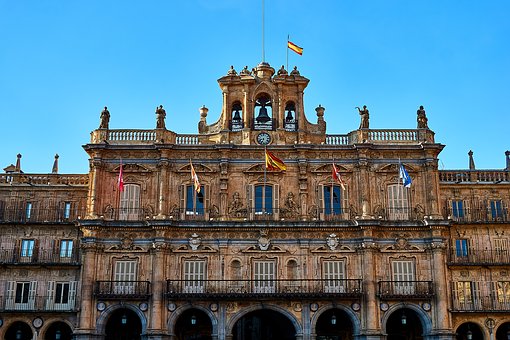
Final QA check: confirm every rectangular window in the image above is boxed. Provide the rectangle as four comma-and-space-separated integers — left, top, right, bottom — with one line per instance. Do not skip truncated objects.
119, 184, 141, 220
63, 202, 71, 219
490, 200, 504, 221
323, 260, 345, 293
183, 260, 206, 293
455, 239, 469, 258
253, 260, 276, 293
254, 185, 273, 214
455, 281, 481, 310
21, 239, 35, 257
60, 240, 73, 258
114, 260, 137, 294
496, 281, 510, 304
451, 200, 464, 220
25, 202, 32, 220
186, 185, 205, 215
392, 260, 415, 294
55, 282, 70, 304
387, 184, 409, 220
324, 185, 343, 215
15, 282, 30, 304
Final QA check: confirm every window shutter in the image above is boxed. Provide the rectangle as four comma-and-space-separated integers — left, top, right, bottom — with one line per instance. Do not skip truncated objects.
205, 184, 211, 219
342, 185, 349, 218
179, 184, 185, 220
318, 184, 324, 220
46, 281, 55, 309
274, 183, 279, 219
6, 281, 15, 309
247, 185, 253, 220
32, 239, 39, 262
69, 281, 77, 309
28, 281, 38, 309
14, 239, 21, 262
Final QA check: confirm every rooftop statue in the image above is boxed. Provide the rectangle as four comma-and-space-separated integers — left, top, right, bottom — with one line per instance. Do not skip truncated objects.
99, 106, 110, 129
356, 105, 369, 129
156, 105, 166, 129
417, 105, 429, 129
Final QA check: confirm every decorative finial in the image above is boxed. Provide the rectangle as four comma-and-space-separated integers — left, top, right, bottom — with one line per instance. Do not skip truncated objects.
468, 150, 475, 170
15, 154, 22, 173
506, 151, 510, 170
52, 154, 59, 174
227, 65, 237, 76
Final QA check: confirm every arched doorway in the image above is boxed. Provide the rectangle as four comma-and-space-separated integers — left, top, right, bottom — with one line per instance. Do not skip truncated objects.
5, 321, 33, 340
174, 308, 213, 340
496, 322, 510, 340
104, 308, 142, 340
44, 321, 73, 340
316, 308, 354, 340
232, 309, 296, 340
456, 322, 483, 340
386, 307, 423, 340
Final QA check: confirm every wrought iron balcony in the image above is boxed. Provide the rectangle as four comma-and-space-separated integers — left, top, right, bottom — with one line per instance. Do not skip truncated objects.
94, 281, 151, 300
443, 207, 508, 223
0, 207, 86, 223
0, 248, 80, 265
377, 281, 434, 299
165, 279, 362, 300
283, 119, 298, 132
0, 295, 78, 312
448, 250, 510, 266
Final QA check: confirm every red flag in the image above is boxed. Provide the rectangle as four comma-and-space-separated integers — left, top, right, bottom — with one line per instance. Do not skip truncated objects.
332, 163, 346, 191
287, 41, 303, 55
190, 160, 201, 193
118, 161, 124, 192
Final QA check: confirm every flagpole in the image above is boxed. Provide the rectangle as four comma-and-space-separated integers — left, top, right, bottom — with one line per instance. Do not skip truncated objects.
261, 0, 265, 63
286, 34, 289, 71
264, 145, 268, 215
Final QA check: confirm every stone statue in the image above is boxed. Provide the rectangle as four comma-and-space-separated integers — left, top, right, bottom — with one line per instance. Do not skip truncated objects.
228, 192, 244, 216
156, 105, 166, 129
99, 106, 110, 129
417, 105, 428, 129
285, 192, 298, 213
356, 105, 369, 129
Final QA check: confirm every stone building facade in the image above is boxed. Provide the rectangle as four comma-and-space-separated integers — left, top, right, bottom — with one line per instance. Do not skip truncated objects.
0, 62, 509, 340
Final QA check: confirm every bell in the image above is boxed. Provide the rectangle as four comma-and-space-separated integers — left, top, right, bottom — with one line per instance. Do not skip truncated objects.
286, 109, 294, 121
232, 109, 241, 121
256, 105, 271, 123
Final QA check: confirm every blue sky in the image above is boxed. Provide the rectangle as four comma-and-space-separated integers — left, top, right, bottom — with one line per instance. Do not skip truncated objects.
1, 0, 508, 174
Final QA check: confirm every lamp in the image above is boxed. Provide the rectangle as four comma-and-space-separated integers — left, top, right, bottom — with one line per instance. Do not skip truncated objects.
191, 315, 197, 325
121, 314, 127, 325
401, 310, 407, 325
466, 330, 473, 340
16, 329, 22, 340
55, 329, 61, 340
506, 328, 510, 340
331, 315, 336, 325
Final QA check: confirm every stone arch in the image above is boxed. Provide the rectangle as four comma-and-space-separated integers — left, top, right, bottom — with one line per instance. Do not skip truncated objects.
96, 302, 148, 336
167, 303, 218, 338
39, 318, 74, 339
382, 302, 432, 335
310, 303, 361, 336
226, 303, 303, 338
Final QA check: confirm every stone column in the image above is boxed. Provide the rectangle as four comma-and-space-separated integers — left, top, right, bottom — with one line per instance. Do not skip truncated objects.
86, 160, 101, 218
359, 238, 381, 339
157, 161, 169, 218
147, 243, 170, 339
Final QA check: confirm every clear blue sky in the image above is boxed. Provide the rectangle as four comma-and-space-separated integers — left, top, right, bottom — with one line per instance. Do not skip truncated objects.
1, 0, 509, 174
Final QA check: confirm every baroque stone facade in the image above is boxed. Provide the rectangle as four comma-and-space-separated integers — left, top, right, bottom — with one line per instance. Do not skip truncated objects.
0, 62, 509, 340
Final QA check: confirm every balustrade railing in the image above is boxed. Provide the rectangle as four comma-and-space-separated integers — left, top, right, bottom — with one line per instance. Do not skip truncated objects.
0, 295, 78, 312
94, 281, 151, 299
440, 170, 509, 183
0, 207, 87, 223
448, 250, 510, 265
378, 281, 434, 299
108, 130, 156, 141
368, 129, 418, 142
166, 279, 362, 300
325, 135, 350, 145
443, 207, 508, 223
0, 248, 80, 265
451, 282, 510, 311
0, 173, 89, 186
176, 135, 200, 145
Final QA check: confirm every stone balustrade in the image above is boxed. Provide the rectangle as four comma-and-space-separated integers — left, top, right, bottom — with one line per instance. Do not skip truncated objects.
440, 170, 509, 183
0, 173, 89, 186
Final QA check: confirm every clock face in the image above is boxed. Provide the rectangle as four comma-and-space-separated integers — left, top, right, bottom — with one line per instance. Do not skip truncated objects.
257, 132, 271, 145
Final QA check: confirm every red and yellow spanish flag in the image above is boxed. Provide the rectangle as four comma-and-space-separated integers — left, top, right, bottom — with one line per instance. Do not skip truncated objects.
287, 41, 303, 55
190, 160, 201, 193
265, 150, 286, 171
118, 161, 124, 192
332, 163, 346, 191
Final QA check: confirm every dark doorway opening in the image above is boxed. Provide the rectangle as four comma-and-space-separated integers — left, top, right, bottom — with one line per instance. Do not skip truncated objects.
44, 321, 73, 340
386, 308, 423, 340
5, 321, 33, 340
174, 308, 213, 340
105, 308, 142, 340
316, 308, 354, 340
232, 309, 295, 340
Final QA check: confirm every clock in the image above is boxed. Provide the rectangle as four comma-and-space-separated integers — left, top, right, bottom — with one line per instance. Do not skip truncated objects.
97, 302, 106, 311
32, 317, 43, 328
257, 132, 271, 145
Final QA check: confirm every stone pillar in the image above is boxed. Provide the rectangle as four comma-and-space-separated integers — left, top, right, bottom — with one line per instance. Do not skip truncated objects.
147, 244, 170, 339
86, 160, 100, 218
359, 238, 381, 339
75, 241, 100, 339
157, 161, 169, 218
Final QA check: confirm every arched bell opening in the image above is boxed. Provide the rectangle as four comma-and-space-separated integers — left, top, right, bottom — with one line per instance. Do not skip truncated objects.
253, 94, 273, 130
496, 321, 510, 340
284, 101, 298, 132
230, 101, 244, 132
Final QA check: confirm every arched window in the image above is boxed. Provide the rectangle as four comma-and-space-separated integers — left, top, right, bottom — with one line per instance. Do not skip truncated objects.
254, 94, 273, 130
284, 101, 298, 131
286, 259, 298, 280
230, 101, 244, 132
231, 259, 242, 280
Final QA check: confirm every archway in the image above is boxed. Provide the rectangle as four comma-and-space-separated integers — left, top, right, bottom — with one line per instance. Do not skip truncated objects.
232, 309, 296, 340
455, 322, 483, 340
386, 307, 423, 340
5, 321, 33, 340
44, 321, 73, 340
496, 322, 510, 340
316, 308, 354, 340
174, 308, 213, 340
104, 307, 142, 340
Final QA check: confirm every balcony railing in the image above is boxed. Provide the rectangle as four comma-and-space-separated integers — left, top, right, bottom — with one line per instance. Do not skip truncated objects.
0, 248, 80, 265
0, 207, 86, 223
166, 279, 362, 300
94, 281, 151, 300
0, 295, 78, 312
440, 170, 509, 183
448, 250, 510, 266
229, 119, 244, 132
251, 118, 276, 131
451, 282, 510, 312
443, 207, 508, 223
0, 173, 89, 186
283, 119, 298, 132
377, 281, 434, 299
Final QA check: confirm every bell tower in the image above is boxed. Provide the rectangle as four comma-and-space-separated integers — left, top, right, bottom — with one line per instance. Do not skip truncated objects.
197, 62, 326, 146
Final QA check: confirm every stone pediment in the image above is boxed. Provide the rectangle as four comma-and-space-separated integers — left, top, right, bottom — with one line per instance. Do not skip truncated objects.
244, 164, 284, 174
241, 245, 286, 253
173, 244, 217, 253
312, 164, 350, 173
178, 163, 214, 173
377, 163, 417, 173
311, 245, 355, 253
113, 163, 151, 173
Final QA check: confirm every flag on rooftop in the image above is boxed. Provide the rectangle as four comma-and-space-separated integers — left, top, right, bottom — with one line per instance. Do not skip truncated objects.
190, 160, 201, 193
332, 163, 346, 191
399, 162, 412, 188
287, 41, 303, 55
265, 150, 286, 171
